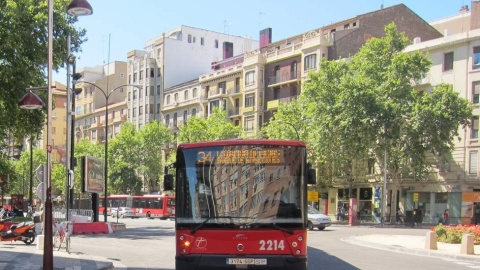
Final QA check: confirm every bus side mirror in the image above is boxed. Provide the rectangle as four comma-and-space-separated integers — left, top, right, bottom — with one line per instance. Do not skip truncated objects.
307, 168, 316, 185
164, 174, 174, 191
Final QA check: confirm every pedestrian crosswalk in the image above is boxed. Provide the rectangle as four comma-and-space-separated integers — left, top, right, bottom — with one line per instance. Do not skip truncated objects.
441, 257, 480, 269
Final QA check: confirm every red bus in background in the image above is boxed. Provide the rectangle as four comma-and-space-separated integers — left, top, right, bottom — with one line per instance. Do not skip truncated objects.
131, 195, 175, 219
98, 194, 175, 219
164, 140, 316, 270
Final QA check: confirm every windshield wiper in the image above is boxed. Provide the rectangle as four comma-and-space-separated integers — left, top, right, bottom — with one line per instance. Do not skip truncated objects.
272, 223, 294, 234
191, 216, 252, 234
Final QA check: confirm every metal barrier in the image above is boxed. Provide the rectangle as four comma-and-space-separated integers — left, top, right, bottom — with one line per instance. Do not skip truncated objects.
53, 209, 94, 222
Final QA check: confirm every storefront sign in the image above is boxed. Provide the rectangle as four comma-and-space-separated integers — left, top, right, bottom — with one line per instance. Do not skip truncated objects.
307, 191, 319, 202
462, 192, 480, 202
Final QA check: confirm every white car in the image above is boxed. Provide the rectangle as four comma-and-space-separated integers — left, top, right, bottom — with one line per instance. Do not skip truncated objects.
307, 206, 331, 230
111, 207, 138, 219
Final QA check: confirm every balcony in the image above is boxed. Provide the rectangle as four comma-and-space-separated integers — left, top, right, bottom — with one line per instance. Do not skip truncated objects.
267, 96, 296, 111
268, 71, 301, 86
228, 108, 240, 117
244, 106, 254, 113
208, 88, 228, 99
411, 74, 430, 87
228, 88, 241, 96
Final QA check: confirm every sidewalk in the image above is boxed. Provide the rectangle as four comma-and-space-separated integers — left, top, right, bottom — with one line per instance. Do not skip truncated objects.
343, 234, 480, 263
0, 242, 114, 270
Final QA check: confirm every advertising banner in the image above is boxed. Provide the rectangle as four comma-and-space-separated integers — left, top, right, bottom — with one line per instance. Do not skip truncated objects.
82, 156, 105, 193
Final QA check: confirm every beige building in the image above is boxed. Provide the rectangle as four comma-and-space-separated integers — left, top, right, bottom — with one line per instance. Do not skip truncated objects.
74, 61, 128, 143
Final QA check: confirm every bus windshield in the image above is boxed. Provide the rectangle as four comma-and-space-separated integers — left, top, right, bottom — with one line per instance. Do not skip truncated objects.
176, 144, 306, 229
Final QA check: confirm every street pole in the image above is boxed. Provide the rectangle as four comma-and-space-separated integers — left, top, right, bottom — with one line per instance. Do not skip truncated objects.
104, 96, 109, 222
43, 0, 54, 268
66, 35, 71, 221
70, 58, 78, 213
29, 135, 33, 206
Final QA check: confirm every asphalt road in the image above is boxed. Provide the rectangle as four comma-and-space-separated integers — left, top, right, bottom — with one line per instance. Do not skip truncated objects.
68, 218, 475, 270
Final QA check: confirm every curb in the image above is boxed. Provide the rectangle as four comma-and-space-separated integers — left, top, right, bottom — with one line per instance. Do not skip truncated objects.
342, 236, 480, 263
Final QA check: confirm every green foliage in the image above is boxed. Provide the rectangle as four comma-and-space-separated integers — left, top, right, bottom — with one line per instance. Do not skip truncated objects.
11, 147, 47, 196
262, 23, 472, 188
0, 0, 86, 142
179, 108, 241, 143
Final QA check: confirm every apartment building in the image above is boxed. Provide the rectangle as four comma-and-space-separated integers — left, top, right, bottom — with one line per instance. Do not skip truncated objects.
399, 1, 480, 225
162, 78, 202, 150
74, 61, 128, 143
127, 25, 259, 130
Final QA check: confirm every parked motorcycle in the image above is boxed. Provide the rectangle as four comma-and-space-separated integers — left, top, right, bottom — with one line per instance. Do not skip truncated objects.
0, 221, 35, 245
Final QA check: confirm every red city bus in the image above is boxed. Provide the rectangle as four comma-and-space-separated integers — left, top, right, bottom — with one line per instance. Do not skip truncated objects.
98, 195, 175, 219
164, 140, 315, 270
131, 195, 175, 219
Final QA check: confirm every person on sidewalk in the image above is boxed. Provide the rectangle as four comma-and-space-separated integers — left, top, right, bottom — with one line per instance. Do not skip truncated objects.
336, 208, 341, 221
397, 209, 404, 223
443, 209, 449, 225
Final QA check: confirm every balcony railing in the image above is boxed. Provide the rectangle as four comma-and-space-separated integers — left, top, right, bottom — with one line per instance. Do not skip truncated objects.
268, 71, 300, 86
228, 108, 240, 117
267, 96, 296, 110
208, 88, 227, 98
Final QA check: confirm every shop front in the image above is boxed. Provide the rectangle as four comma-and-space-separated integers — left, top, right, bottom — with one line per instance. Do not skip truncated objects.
404, 191, 462, 225
461, 192, 480, 225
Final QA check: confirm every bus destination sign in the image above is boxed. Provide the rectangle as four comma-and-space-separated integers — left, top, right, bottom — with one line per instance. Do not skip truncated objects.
197, 149, 282, 165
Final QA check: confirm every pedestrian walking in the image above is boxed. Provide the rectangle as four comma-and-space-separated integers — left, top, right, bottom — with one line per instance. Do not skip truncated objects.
443, 209, 449, 225
336, 208, 341, 221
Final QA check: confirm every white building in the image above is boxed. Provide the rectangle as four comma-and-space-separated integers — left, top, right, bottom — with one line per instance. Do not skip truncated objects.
126, 25, 259, 129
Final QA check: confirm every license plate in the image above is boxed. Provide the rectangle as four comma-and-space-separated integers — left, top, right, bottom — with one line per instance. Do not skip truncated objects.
227, 258, 267, 265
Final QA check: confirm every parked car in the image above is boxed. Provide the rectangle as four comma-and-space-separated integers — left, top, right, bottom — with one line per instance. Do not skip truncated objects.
307, 206, 331, 230
111, 207, 138, 219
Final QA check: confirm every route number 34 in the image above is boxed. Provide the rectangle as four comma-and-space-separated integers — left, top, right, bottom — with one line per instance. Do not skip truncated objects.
259, 240, 285, 251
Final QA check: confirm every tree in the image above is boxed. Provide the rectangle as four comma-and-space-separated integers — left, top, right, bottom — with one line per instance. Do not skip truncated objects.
178, 108, 241, 143
0, 0, 86, 142
264, 23, 472, 220
108, 123, 142, 194
137, 121, 172, 194
13, 148, 47, 197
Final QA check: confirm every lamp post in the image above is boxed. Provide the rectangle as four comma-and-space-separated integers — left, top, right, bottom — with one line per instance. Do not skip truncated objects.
74, 81, 141, 222
17, 1, 93, 269
277, 120, 299, 141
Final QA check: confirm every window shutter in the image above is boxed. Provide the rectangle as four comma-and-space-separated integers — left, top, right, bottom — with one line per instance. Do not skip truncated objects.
469, 151, 478, 175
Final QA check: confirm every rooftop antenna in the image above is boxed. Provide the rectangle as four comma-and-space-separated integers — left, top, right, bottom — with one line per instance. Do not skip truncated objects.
259, 12, 265, 30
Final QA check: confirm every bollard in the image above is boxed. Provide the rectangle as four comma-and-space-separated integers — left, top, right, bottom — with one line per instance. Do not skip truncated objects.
460, 233, 474, 255
425, 231, 437, 250
36, 234, 44, 250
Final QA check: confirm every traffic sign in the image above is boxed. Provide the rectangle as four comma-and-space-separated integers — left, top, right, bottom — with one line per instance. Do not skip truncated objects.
36, 164, 45, 182
307, 191, 319, 202
36, 182, 44, 201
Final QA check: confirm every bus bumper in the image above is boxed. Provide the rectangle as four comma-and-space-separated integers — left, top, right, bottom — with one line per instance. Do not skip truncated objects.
176, 254, 307, 270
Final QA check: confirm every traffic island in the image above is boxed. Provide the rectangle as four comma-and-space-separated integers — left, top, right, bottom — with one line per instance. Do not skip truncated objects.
112, 222, 126, 231
72, 222, 114, 234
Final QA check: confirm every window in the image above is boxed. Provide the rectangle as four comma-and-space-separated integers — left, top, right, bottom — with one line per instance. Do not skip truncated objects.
157, 85, 161, 95
128, 75, 131, 84
192, 88, 197, 98
114, 124, 120, 134
184, 90, 188, 100
209, 100, 220, 114
245, 93, 255, 107
472, 116, 479, 139
139, 106, 143, 115
133, 90, 137, 100
443, 52, 454, 71
173, 113, 177, 127
218, 81, 226, 94
291, 61, 298, 79
92, 130, 97, 140
156, 104, 160, 114
167, 95, 171, 104
215, 39, 218, 48
133, 73, 137, 82
76, 106, 81, 114
133, 108, 136, 117
273, 88, 280, 100
201, 37, 204, 46
150, 69, 154, 77
192, 108, 196, 117
474, 46, 480, 70
165, 114, 170, 126
291, 85, 297, 96
188, 34, 192, 43
470, 151, 478, 175
245, 71, 255, 86
157, 68, 161, 77
193, 37, 196, 43
150, 86, 154, 96
367, 158, 375, 175
183, 110, 188, 124
472, 81, 480, 104
304, 54, 317, 70
174, 93, 178, 102
235, 77, 240, 93
244, 116, 254, 131
52, 127, 56, 134
139, 71, 143, 80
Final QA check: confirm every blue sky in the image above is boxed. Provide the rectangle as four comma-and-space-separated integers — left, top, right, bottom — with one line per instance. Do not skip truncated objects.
54, 0, 468, 83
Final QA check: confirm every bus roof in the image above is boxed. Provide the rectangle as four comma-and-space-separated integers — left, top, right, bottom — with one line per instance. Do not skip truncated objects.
178, 140, 306, 150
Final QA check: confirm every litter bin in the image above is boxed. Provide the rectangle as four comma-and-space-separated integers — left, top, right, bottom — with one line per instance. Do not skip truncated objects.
405, 210, 413, 226
413, 209, 423, 224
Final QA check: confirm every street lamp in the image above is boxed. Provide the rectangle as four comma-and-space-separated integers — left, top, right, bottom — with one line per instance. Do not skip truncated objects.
19, 1, 93, 269
74, 81, 141, 222
277, 120, 299, 141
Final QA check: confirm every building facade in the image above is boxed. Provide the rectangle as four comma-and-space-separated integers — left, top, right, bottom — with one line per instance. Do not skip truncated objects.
127, 25, 259, 130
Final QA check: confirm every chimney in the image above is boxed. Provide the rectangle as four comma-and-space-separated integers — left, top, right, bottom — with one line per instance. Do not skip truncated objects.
460, 4, 469, 13
471, 1, 480, 30
223, 42, 233, 60
260, 28, 272, 48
